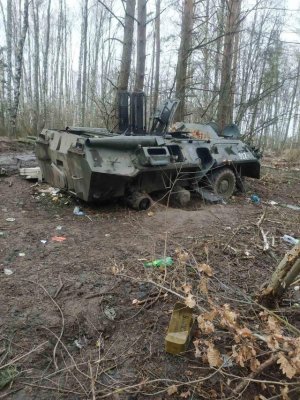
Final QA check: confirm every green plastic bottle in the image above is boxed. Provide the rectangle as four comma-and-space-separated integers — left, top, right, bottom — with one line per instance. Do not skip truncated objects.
144, 257, 173, 268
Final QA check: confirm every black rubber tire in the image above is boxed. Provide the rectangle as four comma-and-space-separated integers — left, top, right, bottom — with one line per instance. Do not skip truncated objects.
210, 168, 236, 199
170, 186, 191, 207
126, 192, 151, 210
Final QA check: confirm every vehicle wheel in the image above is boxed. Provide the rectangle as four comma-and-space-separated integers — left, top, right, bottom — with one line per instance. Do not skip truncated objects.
126, 191, 151, 210
170, 186, 191, 207
210, 168, 236, 199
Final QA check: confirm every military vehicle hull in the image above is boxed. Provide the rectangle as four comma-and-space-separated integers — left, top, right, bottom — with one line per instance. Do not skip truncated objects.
35, 124, 260, 210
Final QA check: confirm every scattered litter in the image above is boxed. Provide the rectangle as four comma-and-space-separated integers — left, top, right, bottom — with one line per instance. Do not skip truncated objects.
221, 354, 234, 367
105, 233, 111, 237
0, 232, 5, 237
19, 166, 42, 181
104, 306, 117, 321
73, 206, 85, 216
267, 200, 278, 206
283, 204, 300, 211
144, 257, 173, 268
267, 200, 300, 211
250, 194, 261, 205
51, 236, 66, 242
5, 218, 15, 222
40, 239, 47, 244
74, 337, 88, 349
4, 268, 13, 276
147, 211, 154, 217
2, 208, 7, 212
18, 253, 25, 257
294, 286, 299, 291
281, 235, 299, 245
165, 302, 193, 354
38, 187, 60, 196
56, 225, 63, 230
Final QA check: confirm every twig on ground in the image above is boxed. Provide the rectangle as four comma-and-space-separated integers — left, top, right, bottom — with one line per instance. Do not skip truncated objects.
54, 274, 64, 299
22, 279, 64, 370
233, 354, 279, 394
89, 361, 96, 400
0, 341, 48, 371
260, 227, 270, 251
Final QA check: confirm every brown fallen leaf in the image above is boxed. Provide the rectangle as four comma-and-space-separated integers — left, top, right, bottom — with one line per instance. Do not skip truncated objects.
197, 315, 215, 334
180, 390, 191, 398
198, 263, 213, 276
205, 341, 222, 367
277, 352, 296, 379
167, 385, 178, 395
185, 293, 196, 308
182, 284, 192, 294
193, 339, 201, 358
199, 276, 208, 295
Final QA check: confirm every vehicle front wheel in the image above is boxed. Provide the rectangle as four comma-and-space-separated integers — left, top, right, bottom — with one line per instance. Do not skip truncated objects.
210, 168, 236, 199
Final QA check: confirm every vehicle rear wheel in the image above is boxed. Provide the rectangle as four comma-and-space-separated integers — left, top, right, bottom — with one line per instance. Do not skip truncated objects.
126, 191, 151, 210
210, 168, 236, 199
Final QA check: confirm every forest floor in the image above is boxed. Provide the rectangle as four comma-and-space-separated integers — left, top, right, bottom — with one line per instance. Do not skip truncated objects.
0, 138, 300, 399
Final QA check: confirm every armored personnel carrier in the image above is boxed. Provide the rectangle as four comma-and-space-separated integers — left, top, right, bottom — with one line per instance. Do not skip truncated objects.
35, 92, 260, 210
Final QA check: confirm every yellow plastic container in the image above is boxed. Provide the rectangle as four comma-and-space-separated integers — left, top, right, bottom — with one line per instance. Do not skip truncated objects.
165, 302, 193, 354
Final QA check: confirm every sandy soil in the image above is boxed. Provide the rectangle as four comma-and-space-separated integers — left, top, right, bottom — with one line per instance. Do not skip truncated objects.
0, 140, 300, 399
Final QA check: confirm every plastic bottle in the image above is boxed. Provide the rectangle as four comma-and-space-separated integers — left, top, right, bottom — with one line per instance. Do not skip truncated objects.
144, 257, 174, 268
282, 235, 299, 245
250, 194, 261, 205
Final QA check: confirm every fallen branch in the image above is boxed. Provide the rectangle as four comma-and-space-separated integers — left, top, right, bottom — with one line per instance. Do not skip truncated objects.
233, 354, 279, 394
0, 341, 48, 370
22, 279, 65, 370
257, 244, 300, 303
260, 227, 270, 251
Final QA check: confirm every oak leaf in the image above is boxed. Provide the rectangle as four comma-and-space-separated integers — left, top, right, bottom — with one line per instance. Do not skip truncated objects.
180, 390, 191, 398
182, 284, 192, 294
202, 309, 218, 322
193, 339, 201, 358
281, 385, 290, 400
277, 353, 296, 379
198, 263, 213, 276
250, 357, 261, 372
167, 385, 178, 395
205, 341, 222, 367
220, 304, 238, 328
184, 293, 196, 308
197, 315, 215, 334
199, 276, 208, 295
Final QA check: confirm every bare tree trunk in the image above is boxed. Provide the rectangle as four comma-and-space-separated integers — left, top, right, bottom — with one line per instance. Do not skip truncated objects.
134, 0, 146, 91
81, 0, 88, 125
281, 57, 300, 148
43, 0, 51, 127
6, 0, 12, 133
217, 0, 241, 131
10, 0, 29, 136
152, 0, 160, 113
174, 0, 194, 122
118, 0, 136, 90
32, 0, 40, 135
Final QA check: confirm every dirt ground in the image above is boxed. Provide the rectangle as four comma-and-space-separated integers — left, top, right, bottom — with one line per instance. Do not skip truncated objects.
0, 139, 300, 399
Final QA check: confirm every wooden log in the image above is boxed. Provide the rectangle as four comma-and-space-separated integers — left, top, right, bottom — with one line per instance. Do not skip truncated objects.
258, 244, 300, 303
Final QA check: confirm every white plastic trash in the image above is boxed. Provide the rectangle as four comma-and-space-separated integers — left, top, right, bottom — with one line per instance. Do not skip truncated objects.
282, 235, 299, 245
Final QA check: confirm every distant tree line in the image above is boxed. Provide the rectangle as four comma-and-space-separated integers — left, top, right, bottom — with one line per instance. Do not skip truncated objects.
0, 0, 299, 151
